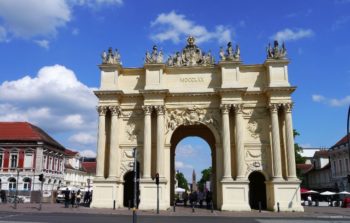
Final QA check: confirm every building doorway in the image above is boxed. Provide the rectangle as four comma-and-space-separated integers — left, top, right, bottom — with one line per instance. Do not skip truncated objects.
248, 171, 266, 210
170, 124, 217, 208
123, 162, 140, 208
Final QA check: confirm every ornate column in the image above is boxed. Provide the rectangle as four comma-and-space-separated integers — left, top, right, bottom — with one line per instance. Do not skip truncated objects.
142, 105, 152, 179
221, 104, 233, 180
108, 105, 121, 179
96, 106, 107, 178
284, 103, 297, 179
155, 105, 165, 177
233, 104, 245, 179
269, 103, 283, 179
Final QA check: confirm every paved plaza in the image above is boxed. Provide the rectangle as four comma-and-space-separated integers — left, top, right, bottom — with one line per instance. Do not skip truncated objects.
0, 203, 350, 219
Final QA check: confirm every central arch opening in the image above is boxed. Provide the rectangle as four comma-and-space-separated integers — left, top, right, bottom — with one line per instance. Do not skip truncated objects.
170, 124, 217, 208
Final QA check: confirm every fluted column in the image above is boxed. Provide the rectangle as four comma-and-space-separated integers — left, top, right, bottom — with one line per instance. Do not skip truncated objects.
269, 103, 283, 179
155, 105, 165, 176
108, 105, 121, 179
233, 104, 245, 179
221, 104, 233, 180
96, 106, 107, 178
284, 103, 297, 179
142, 105, 152, 179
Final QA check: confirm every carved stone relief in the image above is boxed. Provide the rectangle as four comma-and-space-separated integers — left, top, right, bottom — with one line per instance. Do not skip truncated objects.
125, 121, 139, 142
247, 120, 262, 139
165, 106, 219, 134
120, 149, 141, 178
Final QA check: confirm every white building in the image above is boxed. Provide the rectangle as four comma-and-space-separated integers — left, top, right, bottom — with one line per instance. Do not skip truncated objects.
0, 122, 65, 201
329, 133, 350, 191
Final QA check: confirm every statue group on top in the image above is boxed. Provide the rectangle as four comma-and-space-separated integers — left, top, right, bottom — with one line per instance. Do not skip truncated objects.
101, 37, 288, 65
101, 47, 121, 65
219, 41, 241, 62
266, 40, 287, 59
166, 36, 215, 67
144, 45, 163, 64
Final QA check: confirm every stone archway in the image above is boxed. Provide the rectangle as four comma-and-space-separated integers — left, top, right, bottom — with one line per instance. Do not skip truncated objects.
169, 124, 218, 207
248, 171, 267, 210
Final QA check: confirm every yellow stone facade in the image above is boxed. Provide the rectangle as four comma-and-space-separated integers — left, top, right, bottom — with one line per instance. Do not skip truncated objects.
91, 38, 304, 212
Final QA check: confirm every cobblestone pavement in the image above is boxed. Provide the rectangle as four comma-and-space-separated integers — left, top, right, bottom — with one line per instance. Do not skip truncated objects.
0, 203, 350, 219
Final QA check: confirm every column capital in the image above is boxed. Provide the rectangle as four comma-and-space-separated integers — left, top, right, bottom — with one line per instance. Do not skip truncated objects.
283, 102, 293, 113
142, 105, 153, 115
97, 105, 108, 116
220, 104, 231, 114
154, 105, 165, 115
232, 104, 244, 114
268, 103, 280, 113
109, 105, 121, 116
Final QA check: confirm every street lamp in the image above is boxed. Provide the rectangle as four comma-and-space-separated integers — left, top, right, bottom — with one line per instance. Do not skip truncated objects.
347, 105, 350, 189
14, 168, 20, 209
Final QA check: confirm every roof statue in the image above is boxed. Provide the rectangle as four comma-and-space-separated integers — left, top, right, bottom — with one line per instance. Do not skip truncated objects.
101, 47, 122, 65
166, 36, 214, 67
266, 40, 287, 60
145, 45, 163, 64
219, 41, 240, 62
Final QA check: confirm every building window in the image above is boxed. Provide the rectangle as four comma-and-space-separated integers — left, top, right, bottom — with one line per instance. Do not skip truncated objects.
49, 157, 53, 170
8, 178, 16, 190
23, 178, 31, 191
346, 159, 349, 172
10, 154, 18, 168
333, 161, 337, 175
24, 153, 33, 169
339, 160, 343, 175
0, 153, 3, 168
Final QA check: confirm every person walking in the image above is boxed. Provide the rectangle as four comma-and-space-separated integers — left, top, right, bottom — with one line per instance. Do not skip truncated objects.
64, 188, 70, 208
182, 191, 188, 207
76, 190, 81, 208
71, 191, 76, 208
198, 190, 204, 208
206, 191, 212, 209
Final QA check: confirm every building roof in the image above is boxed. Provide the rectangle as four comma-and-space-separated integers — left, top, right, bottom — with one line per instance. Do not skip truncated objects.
82, 162, 96, 175
296, 163, 313, 174
0, 122, 65, 150
65, 148, 79, 156
314, 150, 329, 158
332, 133, 350, 148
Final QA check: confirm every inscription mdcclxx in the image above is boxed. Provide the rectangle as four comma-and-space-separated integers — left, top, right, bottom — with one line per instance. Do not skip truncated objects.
180, 77, 204, 83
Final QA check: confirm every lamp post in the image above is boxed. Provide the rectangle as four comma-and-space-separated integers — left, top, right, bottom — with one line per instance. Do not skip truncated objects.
132, 148, 137, 223
14, 168, 20, 209
347, 105, 350, 190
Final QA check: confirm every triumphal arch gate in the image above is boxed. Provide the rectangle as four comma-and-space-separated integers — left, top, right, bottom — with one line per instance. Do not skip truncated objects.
91, 37, 303, 212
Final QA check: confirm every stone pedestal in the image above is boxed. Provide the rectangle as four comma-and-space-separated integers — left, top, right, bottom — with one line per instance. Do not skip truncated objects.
138, 178, 168, 210
91, 178, 123, 208
266, 180, 304, 212
221, 180, 251, 211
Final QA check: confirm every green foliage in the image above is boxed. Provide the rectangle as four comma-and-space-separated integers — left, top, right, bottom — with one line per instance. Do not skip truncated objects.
176, 172, 188, 191
197, 167, 212, 191
293, 129, 306, 164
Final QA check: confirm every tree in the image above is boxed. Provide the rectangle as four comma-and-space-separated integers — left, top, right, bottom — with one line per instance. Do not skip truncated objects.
197, 167, 212, 191
293, 129, 306, 164
175, 171, 188, 191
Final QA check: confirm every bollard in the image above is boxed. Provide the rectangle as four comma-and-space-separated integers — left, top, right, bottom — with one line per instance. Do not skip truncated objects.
113, 200, 116, 210
259, 201, 262, 213
173, 199, 176, 212
277, 202, 280, 212
211, 201, 214, 213
128, 200, 131, 210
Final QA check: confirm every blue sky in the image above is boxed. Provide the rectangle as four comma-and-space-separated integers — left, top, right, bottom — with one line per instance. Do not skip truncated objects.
0, 0, 349, 181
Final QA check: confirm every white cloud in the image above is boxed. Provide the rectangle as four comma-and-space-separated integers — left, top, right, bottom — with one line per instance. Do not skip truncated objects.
69, 132, 96, 145
175, 161, 193, 169
0, 0, 71, 39
0, 26, 8, 42
0, 64, 98, 134
332, 16, 350, 30
176, 144, 197, 157
34, 39, 50, 49
150, 11, 233, 44
271, 28, 314, 42
0, 0, 122, 43
312, 94, 350, 107
80, 149, 97, 158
